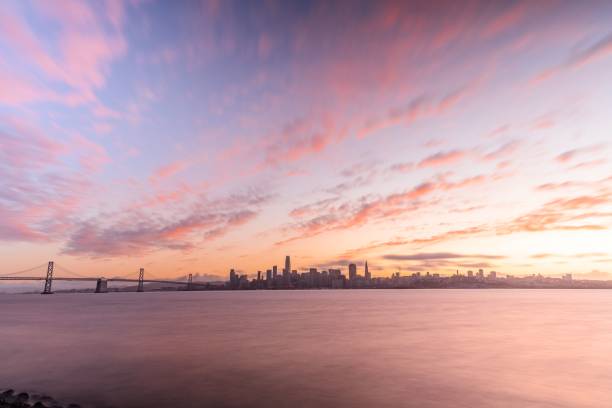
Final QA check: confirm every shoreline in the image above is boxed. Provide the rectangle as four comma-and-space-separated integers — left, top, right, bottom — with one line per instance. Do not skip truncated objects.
0, 389, 80, 408
4, 286, 612, 296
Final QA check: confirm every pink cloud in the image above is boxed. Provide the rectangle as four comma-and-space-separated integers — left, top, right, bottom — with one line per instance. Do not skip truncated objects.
0, 9, 65, 82
105, 0, 125, 30
532, 31, 612, 84
135, 185, 195, 209
258, 33, 273, 59
341, 225, 490, 259
63, 193, 267, 257
0, 117, 65, 168
357, 95, 432, 139
418, 150, 466, 168
71, 134, 111, 172
289, 198, 339, 219
531, 115, 555, 130
570, 159, 607, 170
58, 29, 126, 98
487, 124, 510, 139
94, 122, 113, 134
482, 2, 530, 38
0, 69, 58, 106
482, 140, 520, 161
436, 81, 479, 113
0, 1, 127, 107
285, 169, 309, 177
500, 191, 612, 234
536, 181, 583, 191
93, 104, 123, 119
556, 144, 603, 163
278, 174, 489, 245
150, 161, 189, 184
357, 79, 482, 139
259, 116, 345, 170
0, 118, 95, 242
389, 162, 414, 173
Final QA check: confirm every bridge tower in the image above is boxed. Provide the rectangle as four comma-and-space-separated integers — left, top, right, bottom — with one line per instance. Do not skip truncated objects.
187, 273, 193, 291
137, 268, 144, 292
95, 278, 108, 293
42, 261, 54, 295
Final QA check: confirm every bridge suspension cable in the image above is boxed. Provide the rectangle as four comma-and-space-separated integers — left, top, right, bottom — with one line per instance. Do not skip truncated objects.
145, 270, 162, 279
54, 264, 90, 278
111, 271, 141, 279
1, 263, 48, 277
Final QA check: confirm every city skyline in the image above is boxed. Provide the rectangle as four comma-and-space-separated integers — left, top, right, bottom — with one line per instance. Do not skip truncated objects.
225, 254, 606, 291
1, 1, 611, 280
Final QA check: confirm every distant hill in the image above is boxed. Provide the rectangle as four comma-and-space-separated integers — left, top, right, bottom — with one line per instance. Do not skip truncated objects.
174, 273, 225, 283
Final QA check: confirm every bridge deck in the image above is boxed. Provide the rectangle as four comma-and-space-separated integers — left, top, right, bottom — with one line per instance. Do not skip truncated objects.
0, 277, 207, 286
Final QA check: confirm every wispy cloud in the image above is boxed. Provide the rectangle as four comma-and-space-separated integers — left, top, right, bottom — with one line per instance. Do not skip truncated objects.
418, 150, 466, 168
150, 161, 189, 184
278, 174, 489, 245
383, 252, 505, 261
555, 144, 604, 163
63, 193, 268, 257
0, 1, 127, 107
532, 31, 612, 84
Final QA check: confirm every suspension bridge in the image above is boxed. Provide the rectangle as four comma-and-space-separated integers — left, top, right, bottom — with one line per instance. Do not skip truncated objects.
0, 261, 206, 294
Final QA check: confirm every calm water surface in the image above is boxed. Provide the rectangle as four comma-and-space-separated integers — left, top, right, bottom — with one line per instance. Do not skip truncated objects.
1, 290, 611, 407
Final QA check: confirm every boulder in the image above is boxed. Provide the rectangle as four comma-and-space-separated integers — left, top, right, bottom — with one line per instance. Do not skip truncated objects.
16, 392, 29, 401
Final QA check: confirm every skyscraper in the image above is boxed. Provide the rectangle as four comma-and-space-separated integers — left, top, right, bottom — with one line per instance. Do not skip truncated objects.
229, 269, 237, 288
272, 265, 278, 278
283, 256, 291, 281
348, 263, 357, 280
365, 261, 371, 280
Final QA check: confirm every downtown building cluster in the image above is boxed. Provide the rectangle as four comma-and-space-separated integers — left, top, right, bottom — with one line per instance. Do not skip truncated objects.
225, 258, 594, 290
228, 256, 372, 290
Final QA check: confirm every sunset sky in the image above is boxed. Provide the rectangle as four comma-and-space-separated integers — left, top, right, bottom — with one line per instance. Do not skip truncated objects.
1, 0, 611, 280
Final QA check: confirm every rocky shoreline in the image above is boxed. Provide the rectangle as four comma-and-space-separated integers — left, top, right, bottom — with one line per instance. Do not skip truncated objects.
0, 389, 80, 408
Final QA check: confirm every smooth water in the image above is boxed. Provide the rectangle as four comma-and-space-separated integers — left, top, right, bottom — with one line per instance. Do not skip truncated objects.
1, 290, 611, 408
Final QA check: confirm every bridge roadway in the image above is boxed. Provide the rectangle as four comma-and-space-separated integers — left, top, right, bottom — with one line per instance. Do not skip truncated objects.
0, 276, 207, 286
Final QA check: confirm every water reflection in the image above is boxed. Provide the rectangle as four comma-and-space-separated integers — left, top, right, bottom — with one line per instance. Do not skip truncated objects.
1, 290, 610, 407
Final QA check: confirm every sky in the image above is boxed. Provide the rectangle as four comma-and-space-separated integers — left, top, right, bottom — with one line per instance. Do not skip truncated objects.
1, 0, 611, 281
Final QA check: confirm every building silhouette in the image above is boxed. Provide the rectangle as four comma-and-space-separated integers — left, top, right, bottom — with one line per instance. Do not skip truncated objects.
222, 259, 592, 291
348, 263, 357, 281
283, 256, 291, 283
229, 269, 237, 288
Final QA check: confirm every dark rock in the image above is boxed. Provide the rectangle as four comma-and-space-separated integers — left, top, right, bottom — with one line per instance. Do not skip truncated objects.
0, 390, 16, 405
0, 390, 74, 408
0, 390, 15, 403
16, 393, 29, 401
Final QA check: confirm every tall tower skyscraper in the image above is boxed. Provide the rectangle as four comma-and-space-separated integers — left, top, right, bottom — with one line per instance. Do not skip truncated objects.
283, 256, 291, 280
229, 269, 237, 288
365, 261, 371, 280
348, 263, 357, 280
